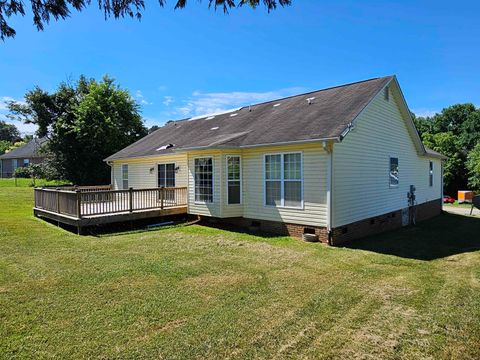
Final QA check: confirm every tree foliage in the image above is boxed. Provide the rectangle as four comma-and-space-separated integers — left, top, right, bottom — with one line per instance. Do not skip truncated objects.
466, 143, 480, 190
8, 75, 147, 185
0, 0, 291, 40
0, 140, 11, 155
0, 120, 20, 142
414, 103, 480, 193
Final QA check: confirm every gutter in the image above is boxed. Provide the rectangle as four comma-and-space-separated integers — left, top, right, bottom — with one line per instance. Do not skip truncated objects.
105, 137, 342, 162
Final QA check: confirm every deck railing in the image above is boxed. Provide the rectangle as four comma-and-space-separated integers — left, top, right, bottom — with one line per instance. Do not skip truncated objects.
34, 186, 188, 218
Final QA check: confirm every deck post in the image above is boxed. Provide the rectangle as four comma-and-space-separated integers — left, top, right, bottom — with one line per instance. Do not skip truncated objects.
160, 187, 164, 209
129, 187, 133, 213
76, 189, 82, 219
56, 187, 61, 214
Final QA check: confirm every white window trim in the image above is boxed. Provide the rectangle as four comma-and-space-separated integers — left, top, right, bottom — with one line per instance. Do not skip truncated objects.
121, 163, 129, 190
226, 155, 242, 205
193, 156, 214, 204
389, 156, 399, 188
263, 152, 304, 209
157, 162, 176, 188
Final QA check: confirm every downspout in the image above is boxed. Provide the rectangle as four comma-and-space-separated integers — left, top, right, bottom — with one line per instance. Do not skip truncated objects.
323, 141, 333, 245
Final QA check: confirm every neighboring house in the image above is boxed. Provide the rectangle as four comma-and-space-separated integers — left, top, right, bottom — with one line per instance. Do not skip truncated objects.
0, 137, 48, 178
105, 76, 446, 244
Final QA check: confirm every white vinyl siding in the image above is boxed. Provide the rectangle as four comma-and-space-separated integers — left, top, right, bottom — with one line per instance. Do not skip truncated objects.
111, 154, 188, 190
243, 144, 328, 227
429, 161, 433, 187
332, 83, 443, 227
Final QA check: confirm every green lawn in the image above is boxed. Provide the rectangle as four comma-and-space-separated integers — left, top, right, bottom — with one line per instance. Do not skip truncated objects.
443, 200, 474, 209
0, 178, 68, 188
1, 187, 479, 359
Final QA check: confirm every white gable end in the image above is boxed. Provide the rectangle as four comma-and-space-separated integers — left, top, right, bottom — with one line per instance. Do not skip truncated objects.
332, 79, 442, 228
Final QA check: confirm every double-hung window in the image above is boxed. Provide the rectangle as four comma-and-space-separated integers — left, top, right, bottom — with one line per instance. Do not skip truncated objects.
195, 157, 213, 203
389, 157, 399, 187
23, 159, 30, 167
265, 153, 303, 208
226, 156, 241, 204
429, 161, 433, 187
122, 164, 129, 190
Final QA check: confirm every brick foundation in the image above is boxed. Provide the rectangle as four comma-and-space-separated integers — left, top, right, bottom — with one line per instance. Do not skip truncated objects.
198, 198, 442, 245
199, 216, 329, 243
331, 198, 442, 245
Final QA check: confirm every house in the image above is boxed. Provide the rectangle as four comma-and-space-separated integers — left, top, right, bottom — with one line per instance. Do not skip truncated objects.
105, 76, 446, 244
0, 137, 48, 178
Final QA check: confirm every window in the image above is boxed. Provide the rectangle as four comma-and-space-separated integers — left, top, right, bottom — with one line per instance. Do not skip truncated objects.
23, 159, 30, 167
195, 157, 213, 203
384, 86, 389, 101
389, 157, 399, 187
122, 164, 129, 190
12, 159, 18, 170
158, 163, 175, 188
265, 153, 303, 208
227, 156, 241, 204
429, 161, 433, 187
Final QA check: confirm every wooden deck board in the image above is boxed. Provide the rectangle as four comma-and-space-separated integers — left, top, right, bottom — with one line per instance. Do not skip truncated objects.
34, 206, 188, 228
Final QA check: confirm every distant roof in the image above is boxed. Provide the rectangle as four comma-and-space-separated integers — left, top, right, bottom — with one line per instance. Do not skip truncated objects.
0, 137, 48, 160
425, 147, 448, 160
106, 76, 394, 161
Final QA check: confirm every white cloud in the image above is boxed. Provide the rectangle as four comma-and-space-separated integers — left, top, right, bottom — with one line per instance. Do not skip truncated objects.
0, 96, 26, 110
163, 96, 174, 106
175, 87, 306, 117
135, 90, 152, 105
412, 108, 438, 118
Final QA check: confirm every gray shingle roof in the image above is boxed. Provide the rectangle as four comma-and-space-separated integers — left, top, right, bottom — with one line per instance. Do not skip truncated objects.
425, 147, 448, 160
0, 137, 48, 160
106, 76, 394, 161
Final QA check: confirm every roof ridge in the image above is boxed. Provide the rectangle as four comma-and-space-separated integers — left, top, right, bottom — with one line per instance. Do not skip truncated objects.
177, 75, 394, 124
238, 75, 395, 109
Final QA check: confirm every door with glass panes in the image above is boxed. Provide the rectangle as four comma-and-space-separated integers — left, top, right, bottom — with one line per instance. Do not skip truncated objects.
158, 163, 176, 205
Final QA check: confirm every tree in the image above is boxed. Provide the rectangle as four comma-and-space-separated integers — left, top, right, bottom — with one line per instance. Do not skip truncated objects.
0, 140, 11, 155
149, 125, 160, 134
466, 143, 480, 191
0, 120, 20, 142
8, 75, 147, 185
0, 0, 291, 40
414, 103, 480, 194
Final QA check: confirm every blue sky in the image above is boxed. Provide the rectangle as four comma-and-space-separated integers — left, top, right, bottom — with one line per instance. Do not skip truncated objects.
1, 0, 479, 135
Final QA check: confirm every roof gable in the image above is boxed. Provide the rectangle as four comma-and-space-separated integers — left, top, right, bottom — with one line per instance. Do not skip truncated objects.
106, 76, 394, 161
0, 137, 48, 160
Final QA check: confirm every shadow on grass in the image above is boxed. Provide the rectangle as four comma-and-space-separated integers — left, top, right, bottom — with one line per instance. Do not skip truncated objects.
343, 212, 480, 260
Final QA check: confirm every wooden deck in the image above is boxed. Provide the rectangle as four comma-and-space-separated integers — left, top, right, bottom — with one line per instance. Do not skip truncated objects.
33, 186, 188, 233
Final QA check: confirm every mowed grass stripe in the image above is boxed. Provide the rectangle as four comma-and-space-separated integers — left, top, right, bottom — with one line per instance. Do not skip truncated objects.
0, 186, 479, 359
